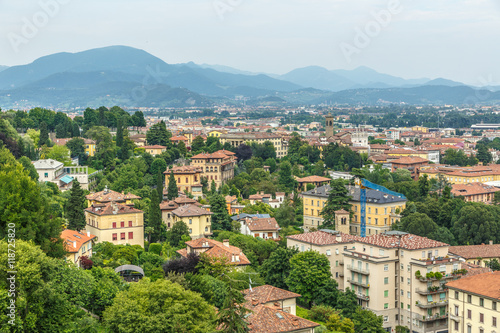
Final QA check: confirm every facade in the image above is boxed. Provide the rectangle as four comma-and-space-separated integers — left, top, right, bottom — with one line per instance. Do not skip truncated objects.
61, 229, 96, 266
391, 156, 429, 180
240, 217, 280, 240
225, 195, 245, 215
191, 150, 237, 189
84, 138, 96, 156
177, 238, 251, 268
142, 145, 167, 155
421, 165, 500, 185
220, 132, 289, 158
170, 204, 213, 239
164, 165, 203, 198
85, 201, 144, 247
302, 185, 406, 235
450, 183, 500, 204
447, 271, 500, 333
448, 243, 500, 267
159, 197, 200, 228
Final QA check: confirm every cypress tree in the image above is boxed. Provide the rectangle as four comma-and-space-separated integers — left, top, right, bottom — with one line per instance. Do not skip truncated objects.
66, 179, 86, 231
148, 190, 163, 243
116, 116, 124, 159
157, 171, 163, 200
39, 122, 49, 147
167, 171, 178, 200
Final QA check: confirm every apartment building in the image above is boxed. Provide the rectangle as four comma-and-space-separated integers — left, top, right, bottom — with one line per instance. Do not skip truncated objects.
170, 204, 213, 239
220, 132, 289, 158
448, 243, 500, 267
447, 272, 500, 333
86, 187, 141, 207
164, 165, 203, 198
421, 165, 500, 185
450, 183, 500, 204
302, 185, 406, 236
191, 149, 236, 189
288, 230, 464, 333
391, 156, 429, 180
33, 159, 92, 190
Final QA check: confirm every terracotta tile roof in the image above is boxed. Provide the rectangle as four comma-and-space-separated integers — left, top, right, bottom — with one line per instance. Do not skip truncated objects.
182, 238, 250, 266
159, 200, 179, 210
143, 145, 167, 149
461, 262, 493, 277
245, 217, 280, 232
287, 230, 362, 246
85, 202, 143, 216
170, 136, 188, 141
245, 304, 319, 333
449, 243, 500, 259
391, 156, 429, 164
387, 148, 418, 155
297, 175, 331, 182
191, 150, 234, 160
163, 165, 203, 174
172, 204, 213, 217
451, 183, 500, 197
446, 271, 500, 299
86, 189, 141, 202
174, 197, 199, 204
356, 232, 448, 250
61, 229, 96, 253
242, 285, 300, 304
334, 209, 350, 214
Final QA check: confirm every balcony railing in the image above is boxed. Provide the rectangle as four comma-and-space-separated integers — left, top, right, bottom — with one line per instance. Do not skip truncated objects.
415, 287, 448, 295
415, 300, 448, 309
355, 293, 370, 301
420, 313, 448, 322
347, 279, 370, 288
346, 265, 370, 275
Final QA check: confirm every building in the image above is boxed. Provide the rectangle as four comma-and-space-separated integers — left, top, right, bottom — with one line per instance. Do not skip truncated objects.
191, 150, 237, 189
329, 171, 355, 180
242, 285, 319, 333
448, 242, 500, 267
325, 113, 334, 138
421, 165, 500, 185
446, 271, 500, 333
249, 192, 272, 205
84, 138, 96, 156
170, 204, 213, 239
142, 145, 167, 155
86, 188, 141, 207
33, 159, 92, 190
61, 229, 96, 266
177, 238, 251, 268
170, 135, 188, 145
450, 183, 500, 204
164, 165, 203, 198
240, 217, 280, 240
159, 197, 200, 228
296, 175, 331, 191
302, 185, 406, 235
225, 195, 245, 215
391, 156, 429, 180
220, 132, 289, 158
85, 201, 144, 247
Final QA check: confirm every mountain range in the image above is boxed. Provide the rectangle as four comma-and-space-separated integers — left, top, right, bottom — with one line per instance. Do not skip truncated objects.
0, 45, 498, 108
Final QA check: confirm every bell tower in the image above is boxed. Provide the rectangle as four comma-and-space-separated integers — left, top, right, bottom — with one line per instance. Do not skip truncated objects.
325, 113, 334, 138
334, 209, 350, 234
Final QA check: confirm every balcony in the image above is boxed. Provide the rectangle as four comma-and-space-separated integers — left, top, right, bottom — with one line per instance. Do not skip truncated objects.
415, 287, 448, 295
420, 313, 448, 322
347, 265, 370, 275
449, 313, 461, 322
347, 279, 369, 288
415, 300, 448, 309
355, 293, 370, 301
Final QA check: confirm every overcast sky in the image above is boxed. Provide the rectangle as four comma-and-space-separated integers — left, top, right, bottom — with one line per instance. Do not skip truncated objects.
1, 0, 499, 85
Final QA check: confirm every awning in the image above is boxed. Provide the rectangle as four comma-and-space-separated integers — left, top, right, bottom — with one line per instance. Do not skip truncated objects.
60, 175, 74, 184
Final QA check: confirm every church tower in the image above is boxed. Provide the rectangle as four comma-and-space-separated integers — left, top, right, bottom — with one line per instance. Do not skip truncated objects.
334, 209, 350, 234
325, 113, 334, 138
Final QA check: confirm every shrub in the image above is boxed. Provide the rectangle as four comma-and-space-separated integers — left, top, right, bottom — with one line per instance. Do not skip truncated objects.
309, 305, 337, 323
149, 243, 162, 255
425, 272, 435, 279
434, 272, 443, 280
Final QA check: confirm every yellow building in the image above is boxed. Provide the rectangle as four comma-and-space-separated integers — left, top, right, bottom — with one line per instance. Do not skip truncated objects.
302, 185, 406, 236
61, 229, 96, 266
86, 188, 141, 207
191, 150, 236, 189
85, 201, 144, 247
208, 130, 226, 138
220, 132, 289, 158
421, 165, 500, 185
412, 126, 429, 133
84, 139, 96, 157
171, 204, 213, 239
183, 131, 194, 146
164, 166, 203, 198
447, 271, 500, 333
142, 145, 167, 155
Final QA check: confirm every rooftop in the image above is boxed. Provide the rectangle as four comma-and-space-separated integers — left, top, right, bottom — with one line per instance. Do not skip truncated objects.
245, 304, 319, 333
242, 285, 301, 304
32, 159, 64, 170
61, 229, 96, 253
356, 232, 448, 250
303, 185, 407, 204
446, 271, 500, 299
86, 189, 141, 202
180, 238, 250, 266
245, 217, 280, 232
85, 202, 143, 216
171, 204, 212, 217
287, 230, 362, 246
449, 243, 500, 259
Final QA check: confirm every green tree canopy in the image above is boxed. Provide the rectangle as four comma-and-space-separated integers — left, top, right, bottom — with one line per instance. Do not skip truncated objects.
66, 179, 86, 231
146, 121, 172, 147
321, 179, 352, 227
261, 246, 299, 289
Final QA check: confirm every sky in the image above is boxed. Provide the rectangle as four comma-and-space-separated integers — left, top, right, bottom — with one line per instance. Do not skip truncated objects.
1, 0, 499, 85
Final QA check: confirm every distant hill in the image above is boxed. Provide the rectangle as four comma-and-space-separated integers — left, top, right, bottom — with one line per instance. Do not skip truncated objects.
0, 66, 8, 73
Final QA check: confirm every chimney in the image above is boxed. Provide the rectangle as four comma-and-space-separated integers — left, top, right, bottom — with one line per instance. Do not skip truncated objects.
87, 231, 90, 237
72, 241, 76, 248
223, 239, 230, 247
490, 240, 494, 245
336, 234, 342, 242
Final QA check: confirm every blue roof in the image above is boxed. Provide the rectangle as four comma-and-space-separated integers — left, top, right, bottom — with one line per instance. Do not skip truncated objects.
60, 175, 74, 184
231, 213, 271, 221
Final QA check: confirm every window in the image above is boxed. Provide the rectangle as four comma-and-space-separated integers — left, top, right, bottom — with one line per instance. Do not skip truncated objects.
494, 302, 497, 310
480, 298, 484, 307
112, 233, 117, 240
120, 221, 124, 228
407, 291, 411, 299
407, 278, 410, 285
454, 321, 459, 331
467, 325, 471, 333
400, 302, 403, 309
44, 172, 48, 178
422, 251, 426, 258
335, 260, 338, 267
455, 291, 459, 299
383, 316, 388, 322
112, 222, 116, 228
189, 219, 192, 225
407, 264, 410, 272
480, 313, 484, 323
384, 277, 389, 284
454, 305, 459, 316
384, 290, 389, 297
494, 317, 497, 327
189, 229, 192, 234
128, 232, 133, 239
384, 264, 389, 271
379, 249, 385, 256
326, 250, 331, 256
467, 309, 471, 319
384, 303, 389, 309
128, 221, 132, 227
120, 233, 125, 240
467, 295, 472, 303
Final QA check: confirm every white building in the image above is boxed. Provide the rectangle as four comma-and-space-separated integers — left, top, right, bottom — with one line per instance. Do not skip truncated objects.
240, 217, 280, 240
33, 159, 91, 190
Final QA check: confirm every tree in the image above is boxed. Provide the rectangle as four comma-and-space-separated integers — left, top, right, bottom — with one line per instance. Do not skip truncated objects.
235, 144, 253, 162
278, 161, 296, 191
131, 111, 146, 129
103, 279, 216, 333
86, 126, 116, 169
217, 278, 251, 333
19, 155, 39, 180
47, 144, 72, 165
177, 141, 187, 156
150, 158, 167, 176
451, 205, 499, 245
39, 121, 49, 147
146, 121, 172, 147
321, 179, 352, 227
210, 193, 232, 231
66, 137, 86, 164
325, 313, 355, 333
350, 307, 385, 333
398, 212, 438, 239
167, 171, 179, 200
147, 190, 164, 243
66, 180, 86, 231
486, 259, 500, 271
156, 171, 163, 200
418, 174, 430, 199
335, 288, 359, 318
261, 246, 299, 289
274, 197, 296, 228
191, 136, 205, 152
168, 221, 189, 247
286, 251, 332, 306
116, 116, 124, 159
476, 143, 492, 164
